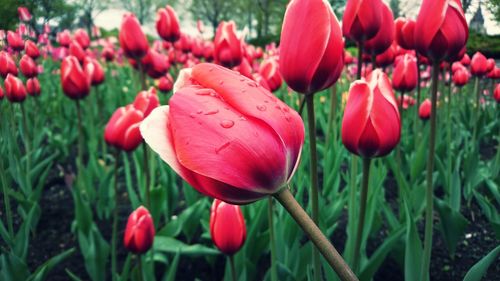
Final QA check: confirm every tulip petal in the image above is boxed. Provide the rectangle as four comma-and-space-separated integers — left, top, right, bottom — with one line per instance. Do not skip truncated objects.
341, 81, 371, 154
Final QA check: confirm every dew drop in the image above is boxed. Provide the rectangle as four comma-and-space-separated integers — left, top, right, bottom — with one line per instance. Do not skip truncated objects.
275, 105, 281, 110
239, 116, 247, 121
197, 109, 203, 114
196, 89, 213, 96
204, 109, 219, 115
247, 81, 256, 87
282, 107, 290, 113
219, 80, 224, 86
209, 67, 214, 72
189, 113, 196, 118
220, 120, 235, 128
256, 104, 267, 111
215, 141, 231, 154
264, 100, 269, 103
285, 115, 292, 122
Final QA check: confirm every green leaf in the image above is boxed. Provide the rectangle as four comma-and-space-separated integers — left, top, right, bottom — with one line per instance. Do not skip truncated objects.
154, 236, 219, 256
463, 245, 500, 281
28, 248, 76, 281
163, 251, 180, 281
435, 199, 469, 256
404, 203, 423, 281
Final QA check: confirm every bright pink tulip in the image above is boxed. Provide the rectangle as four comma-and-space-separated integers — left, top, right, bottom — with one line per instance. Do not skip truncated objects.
4, 74, 27, 103
74, 29, 90, 49
494, 84, 500, 103
460, 53, 470, 66
57, 30, 72, 47
18, 7, 32, 22
158, 74, 174, 93
452, 66, 469, 87
133, 87, 160, 117
488, 67, 500, 80
141, 49, 170, 79
486, 58, 495, 73
259, 58, 282, 92
419, 99, 431, 120
210, 199, 246, 255
119, 13, 149, 59
156, 5, 181, 42
60, 56, 91, 100
395, 18, 416, 50
26, 78, 41, 96
236, 57, 253, 79
102, 47, 115, 61
19, 54, 38, 78
392, 54, 418, 92
69, 41, 87, 63
140, 63, 304, 204
470, 52, 489, 76
84, 58, 105, 86
123, 206, 155, 254
7, 31, 24, 51
25, 40, 40, 59
105, 105, 144, 151
0, 51, 18, 78
214, 21, 243, 68
364, 2, 394, 55
342, 0, 383, 42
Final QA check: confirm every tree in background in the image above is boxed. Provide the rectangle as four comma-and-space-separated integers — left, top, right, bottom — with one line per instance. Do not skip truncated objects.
116, 0, 161, 24
77, 0, 107, 38
486, 0, 500, 23
390, 0, 400, 18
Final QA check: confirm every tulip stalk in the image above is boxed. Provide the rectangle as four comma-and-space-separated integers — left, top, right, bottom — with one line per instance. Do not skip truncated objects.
420, 62, 440, 281
76, 100, 84, 169
446, 67, 453, 192
274, 188, 358, 281
352, 157, 371, 273
143, 143, 151, 208
229, 255, 237, 281
20, 103, 31, 186
111, 149, 120, 281
0, 157, 13, 237
472, 76, 480, 144
268, 197, 278, 281
414, 57, 422, 150
305, 94, 321, 281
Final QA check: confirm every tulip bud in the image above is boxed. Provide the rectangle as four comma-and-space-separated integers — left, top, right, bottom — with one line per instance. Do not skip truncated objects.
341, 69, 401, 158
235, 58, 253, 79
158, 74, 173, 93
133, 87, 160, 117
18, 7, 32, 22
342, 0, 383, 42
74, 29, 90, 49
488, 67, 500, 80
0, 51, 18, 78
210, 199, 246, 255
119, 13, 149, 59
375, 43, 397, 68
57, 30, 72, 47
84, 58, 105, 86
7, 31, 24, 51
460, 54, 470, 66
259, 58, 282, 92
392, 54, 418, 92
364, 2, 394, 56
26, 78, 41, 97
105, 105, 144, 151
141, 49, 170, 79
470, 52, 489, 77
19, 55, 38, 78
419, 99, 431, 120
25, 40, 40, 59
395, 18, 416, 50
69, 41, 86, 64
156, 5, 181, 42
60, 56, 91, 100
214, 21, 243, 68
4, 74, 27, 103
102, 47, 115, 62
494, 84, 500, 104
452, 67, 469, 87
123, 206, 155, 254
486, 58, 495, 73
280, 0, 344, 94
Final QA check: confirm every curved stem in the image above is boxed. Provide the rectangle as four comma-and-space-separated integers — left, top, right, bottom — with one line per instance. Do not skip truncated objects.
305, 94, 321, 281
298, 96, 306, 116
229, 255, 237, 281
352, 157, 371, 273
111, 149, 120, 281
420, 62, 439, 281
268, 197, 278, 281
273, 189, 359, 281
143, 143, 151, 208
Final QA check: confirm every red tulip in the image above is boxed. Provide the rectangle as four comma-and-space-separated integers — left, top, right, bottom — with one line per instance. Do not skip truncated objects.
173, 33, 192, 53
158, 74, 173, 93
419, 99, 431, 120
392, 54, 418, 92
375, 43, 396, 68
452, 66, 469, 87
341, 69, 401, 158
0, 51, 18, 78
342, 0, 383, 42
133, 87, 160, 117
4, 74, 27, 103
19, 55, 38, 78
414, 0, 468, 62
25, 40, 40, 59
280, 0, 344, 94
84, 57, 105, 86
259, 58, 282, 92
0, 85, 4, 100
69, 41, 87, 64
119, 13, 149, 59
364, 2, 394, 55
141, 49, 170, 79
203, 41, 214, 61
494, 84, 500, 103
470, 52, 489, 77
57, 30, 72, 47
18, 7, 32, 22
252, 73, 271, 91
213, 21, 242, 68
26, 78, 41, 96
156, 5, 181, 42
210, 199, 246, 255
396, 95, 416, 110
236, 57, 253, 79
344, 51, 354, 65
395, 18, 416, 50
140, 63, 304, 204
486, 58, 495, 73
102, 47, 115, 61
7, 31, 24, 51
460, 53, 470, 66
74, 29, 90, 49
105, 105, 144, 151
487, 67, 500, 80
60, 56, 91, 100
123, 206, 155, 254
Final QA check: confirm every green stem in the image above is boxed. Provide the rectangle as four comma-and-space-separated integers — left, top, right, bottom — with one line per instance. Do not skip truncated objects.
229, 255, 237, 281
111, 149, 120, 281
143, 143, 151, 208
415, 56, 421, 151
138, 254, 144, 281
471, 76, 480, 144
0, 156, 14, 237
305, 94, 321, 281
268, 197, 278, 281
76, 100, 84, 169
325, 86, 338, 149
274, 188, 359, 281
20, 103, 31, 188
298, 96, 306, 116
420, 62, 440, 281
446, 67, 453, 192
138, 62, 147, 91
352, 157, 371, 273
397, 91, 405, 166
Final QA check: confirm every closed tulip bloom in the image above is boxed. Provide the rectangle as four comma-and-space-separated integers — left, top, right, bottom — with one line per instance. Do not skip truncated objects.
494, 84, 500, 103
140, 63, 304, 204
375, 43, 396, 68
364, 2, 394, 56
123, 206, 155, 254
84, 58, 105, 86
141, 49, 170, 79
213, 21, 243, 68
470, 52, 489, 76
57, 30, 72, 47
0, 51, 18, 78
414, 0, 468, 62
452, 67, 469, 87
69, 41, 87, 64
7, 31, 24, 51
25, 40, 40, 59
395, 18, 416, 50
460, 53, 470, 66
119, 13, 149, 59
259, 58, 282, 92
236, 57, 253, 79
133, 87, 160, 117
280, 0, 344, 94
60, 56, 91, 100
105, 105, 144, 151
419, 99, 431, 120
74, 29, 90, 49
486, 58, 495, 73
392, 54, 418, 92
342, 69, 401, 158
156, 5, 181, 42
4, 74, 27, 103
20, 55, 38, 78
158, 74, 173, 93
26, 78, 41, 96
102, 47, 115, 61
342, 0, 383, 42
487, 67, 500, 80
18, 7, 32, 22
210, 199, 246, 255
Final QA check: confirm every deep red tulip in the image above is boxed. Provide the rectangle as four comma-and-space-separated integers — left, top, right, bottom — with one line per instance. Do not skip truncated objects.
210, 199, 246, 255
419, 99, 431, 120
133, 87, 160, 117
140, 63, 304, 204
341, 69, 400, 158
84, 58, 105, 86
470, 52, 489, 77
18, 7, 32, 22
26, 78, 41, 96
19, 55, 38, 78
342, 0, 383, 42
344, 51, 354, 65
494, 84, 500, 103
60, 56, 91, 100
156, 5, 181, 42
392, 54, 418, 92
488, 67, 500, 80
102, 47, 115, 61
395, 18, 416, 50
7, 31, 24, 51
203, 41, 214, 61
259, 58, 282, 92
486, 58, 495, 73
364, 2, 394, 55
396, 95, 416, 109
105, 105, 144, 151
452, 66, 469, 87
173, 33, 192, 53
69, 41, 87, 64
460, 53, 470, 66
158, 74, 173, 93
25, 40, 40, 59
414, 0, 468, 62
214, 21, 242, 68
119, 13, 149, 59
141, 49, 170, 79
0, 51, 18, 78
74, 29, 90, 49
375, 43, 396, 68
57, 30, 72, 47
280, 0, 344, 94
123, 206, 155, 254
236, 57, 253, 79
4, 74, 27, 103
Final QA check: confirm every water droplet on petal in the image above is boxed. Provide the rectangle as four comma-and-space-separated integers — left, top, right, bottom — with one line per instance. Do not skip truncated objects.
285, 115, 292, 122
204, 109, 219, 115
189, 113, 196, 118
239, 116, 247, 121
220, 120, 235, 128
197, 109, 203, 114
215, 141, 231, 154
275, 105, 281, 110
247, 81, 256, 87
264, 100, 269, 103
196, 89, 213, 96
209, 67, 214, 72
256, 105, 266, 111
219, 80, 224, 86
283, 107, 290, 113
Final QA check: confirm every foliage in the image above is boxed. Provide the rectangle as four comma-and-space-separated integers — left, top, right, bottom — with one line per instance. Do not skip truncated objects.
466, 30, 500, 58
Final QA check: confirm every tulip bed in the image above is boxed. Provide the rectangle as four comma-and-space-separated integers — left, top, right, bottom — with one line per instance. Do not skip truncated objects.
1, 1, 500, 281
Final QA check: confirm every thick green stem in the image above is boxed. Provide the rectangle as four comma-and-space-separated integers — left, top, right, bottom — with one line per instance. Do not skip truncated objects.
273, 189, 359, 281
420, 62, 440, 281
268, 197, 278, 281
352, 158, 371, 273
138, 62, 147, 91
446, 67, 453, 192
0, 157, 14, 237
143, 143, 151, 208
111, 150, 120, 281
229, 255, 237, 281
471, 76, 480, 144
138, 255, 144, 281
326, 86, 338, 149
76, 100, 84, 168
298, 96, 306, 116
415, 57, 422, 151
305, 94, 321, 281
20, 103, 31, 188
